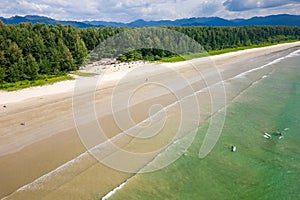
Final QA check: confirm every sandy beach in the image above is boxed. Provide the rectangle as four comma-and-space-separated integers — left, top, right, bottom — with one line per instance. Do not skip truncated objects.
0, 42, 300, 199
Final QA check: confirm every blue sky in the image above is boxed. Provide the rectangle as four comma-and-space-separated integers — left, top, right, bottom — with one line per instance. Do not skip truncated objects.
1, 0, 299, 22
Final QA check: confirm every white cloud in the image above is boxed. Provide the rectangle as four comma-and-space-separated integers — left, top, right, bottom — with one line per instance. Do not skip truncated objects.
194, 0, 223, 16
17, 0, 49, 12
0, 0, 299, 22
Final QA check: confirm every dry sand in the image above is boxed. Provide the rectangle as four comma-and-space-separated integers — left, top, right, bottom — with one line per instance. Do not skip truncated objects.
0, 42, 299, 199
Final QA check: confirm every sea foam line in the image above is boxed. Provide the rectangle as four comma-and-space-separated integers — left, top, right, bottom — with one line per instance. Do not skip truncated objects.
234, 48, 300, 79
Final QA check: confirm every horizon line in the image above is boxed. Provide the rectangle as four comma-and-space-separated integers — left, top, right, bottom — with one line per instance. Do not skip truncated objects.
0, 13, 297, 24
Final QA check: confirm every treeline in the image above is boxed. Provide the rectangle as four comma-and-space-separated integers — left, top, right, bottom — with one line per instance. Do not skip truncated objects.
0, 21, 123, 83
171, 26, 300, 51
0, 21, 299, 83
114, 26, 300, 61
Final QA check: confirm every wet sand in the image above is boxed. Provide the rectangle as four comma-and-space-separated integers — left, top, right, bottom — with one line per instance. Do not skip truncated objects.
0, 42, 299, 199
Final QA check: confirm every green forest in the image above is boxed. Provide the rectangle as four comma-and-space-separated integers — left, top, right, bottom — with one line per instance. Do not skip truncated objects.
0, 20, 299, 85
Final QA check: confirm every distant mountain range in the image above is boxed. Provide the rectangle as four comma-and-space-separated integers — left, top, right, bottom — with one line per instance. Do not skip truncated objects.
0, 14, 299, 28
0, 15, 95, 28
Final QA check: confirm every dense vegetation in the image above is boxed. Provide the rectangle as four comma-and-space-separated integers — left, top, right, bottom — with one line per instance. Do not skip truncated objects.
0, 20, 299, 85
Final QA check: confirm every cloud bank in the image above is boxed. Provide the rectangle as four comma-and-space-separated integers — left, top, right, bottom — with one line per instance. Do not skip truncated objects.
0, 0, 299, 22
223, 0, 300, 11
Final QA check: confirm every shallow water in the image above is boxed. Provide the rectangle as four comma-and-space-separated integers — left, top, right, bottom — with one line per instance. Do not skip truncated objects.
109, 50, 300, 200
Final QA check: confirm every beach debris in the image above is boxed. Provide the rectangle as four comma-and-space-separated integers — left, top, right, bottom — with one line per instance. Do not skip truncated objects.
263, 132, 272, 139
278, 132, 284, 139
231, 145, 237, 152
279, 135, 284, 140
20, 122, 26, 126
275, 129, 287, 139
145, 78, 148, 82
3, 105, 6, 108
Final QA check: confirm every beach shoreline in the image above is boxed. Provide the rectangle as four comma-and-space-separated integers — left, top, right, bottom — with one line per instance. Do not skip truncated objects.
1, 41, 300, 199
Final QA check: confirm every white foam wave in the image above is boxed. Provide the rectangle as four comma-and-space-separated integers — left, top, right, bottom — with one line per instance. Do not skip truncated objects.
102, 182, 127, 200
234, 48, 300, 79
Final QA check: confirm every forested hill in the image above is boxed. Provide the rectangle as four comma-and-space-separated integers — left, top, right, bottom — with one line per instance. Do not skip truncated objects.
0, 15, 101, 28
0, 22, 300, 84
1, 14, 300, 27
